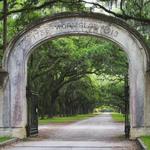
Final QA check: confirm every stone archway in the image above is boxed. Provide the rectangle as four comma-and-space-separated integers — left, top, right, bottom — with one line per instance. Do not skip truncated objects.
0, 12, 150, 139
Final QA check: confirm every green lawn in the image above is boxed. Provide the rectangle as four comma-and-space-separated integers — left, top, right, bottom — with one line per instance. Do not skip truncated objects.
141, 136, 150, 150
111, 113, 125, 122
39, 114, 98, 125
0, 136, 12, 143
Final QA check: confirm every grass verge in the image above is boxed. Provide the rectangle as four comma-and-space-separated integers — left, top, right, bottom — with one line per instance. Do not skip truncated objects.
140, 136, 150, 150
39, 113, 98, 125
0, 136, 12, 143
111, 112, 125, 122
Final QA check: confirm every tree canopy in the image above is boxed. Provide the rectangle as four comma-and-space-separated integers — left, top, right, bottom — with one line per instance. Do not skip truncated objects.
0, 0, 149, 118
0, 0, 150, 53
27, 36, 128, 117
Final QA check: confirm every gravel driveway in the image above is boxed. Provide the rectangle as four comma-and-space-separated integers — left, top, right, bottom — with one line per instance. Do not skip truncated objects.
2, 113, 140, 150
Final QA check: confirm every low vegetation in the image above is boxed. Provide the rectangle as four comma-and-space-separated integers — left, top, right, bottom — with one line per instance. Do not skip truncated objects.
111, 113, 125, 122
0, 136, 12, 143
39, 114, 98, 125
141, 136, 150, 150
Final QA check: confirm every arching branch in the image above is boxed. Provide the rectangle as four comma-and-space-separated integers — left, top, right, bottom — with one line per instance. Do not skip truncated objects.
0, 0, 149, 24
80, 0, 150, 24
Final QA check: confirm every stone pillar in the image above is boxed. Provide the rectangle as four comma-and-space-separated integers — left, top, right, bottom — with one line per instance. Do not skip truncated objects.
129, 70, 150, 139
0, 69, 11, 136
141, 71, 150, 136
144, 71, 150, 127
0, 69, 27, 139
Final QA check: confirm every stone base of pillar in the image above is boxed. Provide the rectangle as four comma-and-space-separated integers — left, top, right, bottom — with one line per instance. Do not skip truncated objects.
11, 127, 27, 139
0, 127, 27, 139
0, 128, 12, 137
130, 127, 150, 139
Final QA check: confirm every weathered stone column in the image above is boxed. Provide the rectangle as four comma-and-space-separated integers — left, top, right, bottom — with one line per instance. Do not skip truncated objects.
0, 69, 11, 136
143, 71, 150, 135
129, 69, 150, 139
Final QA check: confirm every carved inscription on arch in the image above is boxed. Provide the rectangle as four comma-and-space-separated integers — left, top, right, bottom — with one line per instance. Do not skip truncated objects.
54, 22, 118, 37
14, 19, 119, 58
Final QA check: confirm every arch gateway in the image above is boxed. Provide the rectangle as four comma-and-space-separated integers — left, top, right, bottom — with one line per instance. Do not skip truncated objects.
0, 12, 150, 139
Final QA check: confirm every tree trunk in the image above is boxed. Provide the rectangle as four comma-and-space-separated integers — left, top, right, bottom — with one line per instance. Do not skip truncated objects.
3, 0, 8, 52
48, 91, 58, 118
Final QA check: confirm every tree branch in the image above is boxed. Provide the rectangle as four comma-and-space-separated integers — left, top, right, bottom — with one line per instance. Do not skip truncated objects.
0, 0, 58, 20
55, 70, 97, 92
80, 0, 150, 24
0, 0, 149, 24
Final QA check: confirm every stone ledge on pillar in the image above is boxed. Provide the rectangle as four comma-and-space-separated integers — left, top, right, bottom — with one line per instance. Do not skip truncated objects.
11, 127, 27, 139
130, 127, 150, 139
0, 127, 26, 139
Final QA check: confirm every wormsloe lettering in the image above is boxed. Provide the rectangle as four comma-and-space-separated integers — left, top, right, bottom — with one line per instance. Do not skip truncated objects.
55, 22, 118, 37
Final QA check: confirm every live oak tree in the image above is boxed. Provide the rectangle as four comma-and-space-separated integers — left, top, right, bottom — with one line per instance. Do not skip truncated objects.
0, 0, 149, 53
27, 36, 128, 117
0, 0, 148, 117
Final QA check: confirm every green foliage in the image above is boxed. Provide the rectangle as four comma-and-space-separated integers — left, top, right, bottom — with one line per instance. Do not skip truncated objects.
0, 0, 150, 53
98, 75, 125, 113
1, 0, 143, 119
98, 105, 116, 112
0, 136, 12, 143
39, 114, 97, 125
27, 35, 128, 118
123, 0, 150, 19
58, 77, 100, 115
141, 136, 150, 149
